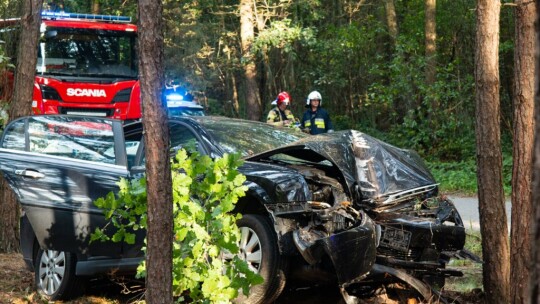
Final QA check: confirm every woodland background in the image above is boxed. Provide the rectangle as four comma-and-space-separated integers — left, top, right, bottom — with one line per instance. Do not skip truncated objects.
0, 1, 533, 303
0, 0, 517, 180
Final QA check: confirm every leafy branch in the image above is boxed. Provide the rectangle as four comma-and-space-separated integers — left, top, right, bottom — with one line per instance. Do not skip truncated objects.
92, 148, 262, 303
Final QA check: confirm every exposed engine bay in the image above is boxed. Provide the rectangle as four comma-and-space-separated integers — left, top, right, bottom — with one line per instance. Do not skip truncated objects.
255, 158, 478, 304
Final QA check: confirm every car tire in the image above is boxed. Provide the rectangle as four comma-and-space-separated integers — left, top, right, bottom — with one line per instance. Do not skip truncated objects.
34, 249, 84, 300
235, 214, 287, 304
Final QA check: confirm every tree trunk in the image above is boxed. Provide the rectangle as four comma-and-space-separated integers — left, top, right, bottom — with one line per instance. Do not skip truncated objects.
231, 72, 240, 117
384, 0, 398, 45
425, 0, 436, 87
0, 0, 42, 253
510, 1, 536, 303
137, 0, 173, 303
226, 49, 240, 117
529, 2, 540, 302
91, 0, 100, 14
240, 0, 261, 121
474, 1, 510, 303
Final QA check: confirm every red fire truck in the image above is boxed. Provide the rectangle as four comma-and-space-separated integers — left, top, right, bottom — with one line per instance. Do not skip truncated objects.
31, 11, 140, 120
1, 11, 204, 120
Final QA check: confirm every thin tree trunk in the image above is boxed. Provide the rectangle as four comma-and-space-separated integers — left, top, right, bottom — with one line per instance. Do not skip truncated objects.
240, 0, 261, 121
137, 0, 173, 303
384, 0, 398, 45
0, 0, 42, 253
474, 1, 510, 303
425, 0, 437, 88
231, 72, 240, 117
91, 0, 100, 14
529, 1, 540, 302
510, 1, 536, 303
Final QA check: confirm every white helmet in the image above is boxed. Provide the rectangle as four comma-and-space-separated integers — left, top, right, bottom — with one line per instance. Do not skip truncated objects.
306, 90, 322, 106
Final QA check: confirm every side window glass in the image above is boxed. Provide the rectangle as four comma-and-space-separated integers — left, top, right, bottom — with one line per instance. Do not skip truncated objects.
170, 123, 199, 155
27, 116, 116, 164
141, 123, 199, 164
1, 120, 26, 150
124, 130, 143, 168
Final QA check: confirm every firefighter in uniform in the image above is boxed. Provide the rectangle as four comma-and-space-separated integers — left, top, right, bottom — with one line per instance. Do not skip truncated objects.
301, 91, 334, 135
266, 91, 296, 127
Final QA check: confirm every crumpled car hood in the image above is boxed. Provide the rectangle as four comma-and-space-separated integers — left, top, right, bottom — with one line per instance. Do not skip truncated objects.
247, 130, 436, 206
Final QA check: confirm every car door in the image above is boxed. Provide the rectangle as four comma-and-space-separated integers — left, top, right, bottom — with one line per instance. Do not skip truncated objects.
0, 115, 129, 257
120, 119, 210, 257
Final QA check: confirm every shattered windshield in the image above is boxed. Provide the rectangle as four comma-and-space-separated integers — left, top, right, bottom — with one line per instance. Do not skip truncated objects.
194, 117, 308, 157
37, 27, 137, 78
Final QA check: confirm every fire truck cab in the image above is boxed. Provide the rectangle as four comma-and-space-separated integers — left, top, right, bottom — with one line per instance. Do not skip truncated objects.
33, 11, 140, 119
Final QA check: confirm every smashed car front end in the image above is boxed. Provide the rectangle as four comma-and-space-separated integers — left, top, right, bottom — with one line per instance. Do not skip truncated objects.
241, 161, 379, 287
267, 200, 378, 285
247, 129, 479, 301
370, 195, 467, 282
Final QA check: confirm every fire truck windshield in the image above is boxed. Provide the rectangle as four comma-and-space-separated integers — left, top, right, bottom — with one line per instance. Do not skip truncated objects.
37, 27, 137, 79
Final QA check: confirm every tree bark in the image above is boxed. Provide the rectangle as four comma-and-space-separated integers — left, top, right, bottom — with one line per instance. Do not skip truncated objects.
91, 0, 100, 14
530, 1, 540, 302
0, 0, 42, 253
384, 0, 398, 45
137, 0, 173, 303
474, 1, 510, 303
510, 1, 536, 303
240, 0, 262, 121
425, 0, 436, 87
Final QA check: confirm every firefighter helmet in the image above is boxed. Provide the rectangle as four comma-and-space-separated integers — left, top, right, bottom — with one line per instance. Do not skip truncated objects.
306, 91, 322, 106
276, 91, 291, 106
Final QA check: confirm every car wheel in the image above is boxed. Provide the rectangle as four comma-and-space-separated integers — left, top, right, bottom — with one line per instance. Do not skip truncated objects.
235, 214, 287, 304
35, 249, 84, 300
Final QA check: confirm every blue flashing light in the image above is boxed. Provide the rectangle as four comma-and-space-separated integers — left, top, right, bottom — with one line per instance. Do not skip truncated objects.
41, 11, 131, 23
166, 93, 184, 103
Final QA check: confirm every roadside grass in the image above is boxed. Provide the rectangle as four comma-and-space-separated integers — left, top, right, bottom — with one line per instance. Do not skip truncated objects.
446, 230, 483, 293
427, 156, 512, 195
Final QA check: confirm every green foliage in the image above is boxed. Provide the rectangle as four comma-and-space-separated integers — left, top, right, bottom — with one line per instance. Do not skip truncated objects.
92, 149, 262, 303
253, 19, 316, 54
427, 152, 512, 195
427, 160, 478, 194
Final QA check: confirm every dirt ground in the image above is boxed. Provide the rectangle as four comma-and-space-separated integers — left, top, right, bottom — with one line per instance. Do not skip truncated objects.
0, 253, 483, 304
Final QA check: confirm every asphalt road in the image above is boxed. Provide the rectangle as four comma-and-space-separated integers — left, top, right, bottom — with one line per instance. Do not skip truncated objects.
449, 195, 512, 232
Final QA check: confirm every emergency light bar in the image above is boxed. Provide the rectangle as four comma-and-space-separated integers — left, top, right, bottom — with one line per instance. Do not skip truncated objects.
41, 11, 131, 23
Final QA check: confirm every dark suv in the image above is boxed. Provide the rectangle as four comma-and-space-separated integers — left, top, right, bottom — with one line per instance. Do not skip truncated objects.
0, 115, 476, 303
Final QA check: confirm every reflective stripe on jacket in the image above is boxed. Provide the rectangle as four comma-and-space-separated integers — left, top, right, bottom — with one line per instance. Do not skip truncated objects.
267, 107, 295, 126
301, 108, 333, 135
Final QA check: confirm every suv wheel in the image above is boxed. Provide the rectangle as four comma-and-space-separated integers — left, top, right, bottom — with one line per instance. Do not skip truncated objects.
35, 249, 84, 300
235, 214, 287, 304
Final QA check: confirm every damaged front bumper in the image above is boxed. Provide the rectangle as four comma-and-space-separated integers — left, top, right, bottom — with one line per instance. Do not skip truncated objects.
373, 197, 467, 269
266, 201, 378, 286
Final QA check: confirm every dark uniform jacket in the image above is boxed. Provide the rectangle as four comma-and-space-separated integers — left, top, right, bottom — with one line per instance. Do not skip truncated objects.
301, 107, 333, 135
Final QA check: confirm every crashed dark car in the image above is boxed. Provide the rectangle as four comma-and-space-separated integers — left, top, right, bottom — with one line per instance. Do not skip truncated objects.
0, 115, 477, 303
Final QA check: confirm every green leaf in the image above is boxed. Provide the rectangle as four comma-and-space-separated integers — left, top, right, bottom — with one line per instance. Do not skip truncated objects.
91, 149, 256, 302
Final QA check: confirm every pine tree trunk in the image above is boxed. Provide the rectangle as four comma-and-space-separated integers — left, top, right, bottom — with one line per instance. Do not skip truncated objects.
137, 0, 173, 303
240, 0, 261, 121
0, 0, 42, 253
529, 2, 540, 302
91, 0, 100, 14
384, 0, 398, 45
474, 1, 510, 303
510, 1, 536, 303
425, 0, 436, 87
